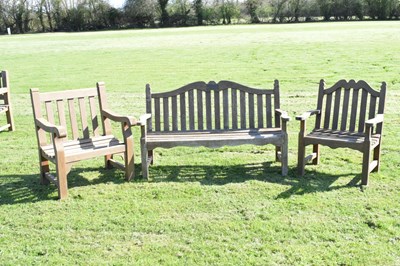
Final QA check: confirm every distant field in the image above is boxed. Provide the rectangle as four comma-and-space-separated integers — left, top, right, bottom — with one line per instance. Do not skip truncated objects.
0, 22, 399, 265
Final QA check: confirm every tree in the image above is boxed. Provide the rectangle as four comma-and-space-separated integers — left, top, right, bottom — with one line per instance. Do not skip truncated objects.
158, 0, 169, 26
124, 0, 156, 27
246, 0, 261, 23
194, 0, 203, 25
270, 0, 289, 22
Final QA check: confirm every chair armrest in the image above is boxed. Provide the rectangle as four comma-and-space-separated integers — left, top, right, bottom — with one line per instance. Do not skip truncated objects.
365, 114, 384, 127
36, 118, 67, 138
137, 113, 152, 126
296, 110, 320, 121
275, 109, 291, 122
102, 109, 137, 127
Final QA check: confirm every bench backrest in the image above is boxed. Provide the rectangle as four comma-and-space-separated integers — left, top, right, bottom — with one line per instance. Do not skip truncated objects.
315, 79, 386, 134
30, 82, 112, 145
146, 80, 281, 132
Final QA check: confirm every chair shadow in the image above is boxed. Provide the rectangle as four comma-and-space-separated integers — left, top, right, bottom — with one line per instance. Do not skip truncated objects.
0, 164, 142, 205
0, 162, 362, 205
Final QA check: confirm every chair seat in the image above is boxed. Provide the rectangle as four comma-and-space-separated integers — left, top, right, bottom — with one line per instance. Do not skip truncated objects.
146, 128, 284, 150
304, 129, 380, 151
41, 135, 126, 164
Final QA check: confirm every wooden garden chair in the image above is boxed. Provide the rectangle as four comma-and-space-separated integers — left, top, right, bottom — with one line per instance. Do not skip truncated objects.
0, 70, 15, 132
30, 82, 137, 199
297, 79, 386, 185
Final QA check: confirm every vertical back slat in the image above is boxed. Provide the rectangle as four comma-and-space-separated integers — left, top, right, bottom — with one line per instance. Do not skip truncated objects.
266, 94, 272, 128
214, 90, 220, 130
197, 90, 203, 130
154, 97, 161, 131
68, 98, 79, 139
45, 101, 54, 124
189, 90, 195, 130
88, 96, 99, 136
349, 88, 359, 132
146, 84, 152, 131
223, 89, 229, 129
332, 89, 342, 130
180, 93, 186, 131
172, 96, 178, 131
323, 93, 333, 129
368, 95, 377, 119
273, 80, 280, 128
315, 80, 325, 129
56, 100, 67, 133
249, 93, 255, 128
376, 82, 386, 133
78, 97, 89, 139
163, 97, 169, 131
231, 89, 238, 129
358, 89, 368, 132
340, 88, 350, 131
206, 90, 212, 130
257, 94, 263, 128
240, 91, 246, 129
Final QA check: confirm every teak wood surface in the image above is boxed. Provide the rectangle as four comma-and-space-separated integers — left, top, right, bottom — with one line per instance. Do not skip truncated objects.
139, 80, 290, 179
0, 70, 15, 132
296, 79, 386, 185
30, 82, 137, 200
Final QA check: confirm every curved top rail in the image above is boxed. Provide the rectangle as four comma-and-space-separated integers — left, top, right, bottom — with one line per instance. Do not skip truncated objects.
152, 80, 275, 98
324, 79, 381, 97
218, 80, 274, 95
151, 81, 207, 98
38, 87, 98, 102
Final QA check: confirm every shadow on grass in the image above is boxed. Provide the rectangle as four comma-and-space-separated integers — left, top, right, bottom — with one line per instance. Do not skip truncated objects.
148, 162, 362, 199
0, 163, 361, 205
0, 164, 142, 205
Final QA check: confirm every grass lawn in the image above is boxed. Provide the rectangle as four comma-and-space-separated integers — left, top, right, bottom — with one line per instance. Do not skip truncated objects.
0, 21, 399, 265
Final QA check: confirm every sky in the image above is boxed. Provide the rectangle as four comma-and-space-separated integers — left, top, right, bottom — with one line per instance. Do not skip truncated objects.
108, 0, 124, 8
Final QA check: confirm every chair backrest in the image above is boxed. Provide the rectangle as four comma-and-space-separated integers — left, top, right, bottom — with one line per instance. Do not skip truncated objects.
30, 82, 111, 145
315, 79, 386, 134
146, 80, 281, 132
0, 70, 9, 99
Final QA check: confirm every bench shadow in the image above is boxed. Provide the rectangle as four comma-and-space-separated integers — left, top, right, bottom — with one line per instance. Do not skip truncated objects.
148, 162, 362, 199
0, 164, 142, 205
0, 163, 362, 205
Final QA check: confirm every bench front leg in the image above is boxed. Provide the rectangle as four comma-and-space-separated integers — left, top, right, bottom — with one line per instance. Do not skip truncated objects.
140, 125, 149, 180
281, 118, 289, 176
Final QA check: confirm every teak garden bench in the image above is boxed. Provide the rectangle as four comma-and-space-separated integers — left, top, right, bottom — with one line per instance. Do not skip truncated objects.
0, 70, 15, 132
139, 80, 290, 179
297, 79, 386, 185
30, 82, 137, 199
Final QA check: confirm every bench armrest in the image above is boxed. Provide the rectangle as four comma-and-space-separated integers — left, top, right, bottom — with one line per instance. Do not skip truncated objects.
36, 118, 67, 138
102, 109, 137, 127
296, 110, 320, 121
275, 109, 291, 122
137, 113, 152, 126
365, 114, 384, 127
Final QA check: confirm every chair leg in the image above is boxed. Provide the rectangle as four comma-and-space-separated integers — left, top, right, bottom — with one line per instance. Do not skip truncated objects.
372, 144, 381, 173
312, 144, 320, 165
275, 146, 281, 162
6, 104, 15, 131
148, 150, 154, 165
124, 144, 134, 182
297, 138, 306, 176
56, 161, 68, 200
105, 154, 113, 169
40, 155, 50, 185
361, 148, 371, 186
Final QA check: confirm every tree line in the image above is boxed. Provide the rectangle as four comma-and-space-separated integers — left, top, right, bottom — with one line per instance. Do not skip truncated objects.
1, 0, 399, 34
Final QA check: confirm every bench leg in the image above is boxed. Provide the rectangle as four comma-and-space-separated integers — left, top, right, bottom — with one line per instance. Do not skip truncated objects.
281, 142, 288, 176
361, 148, 371, 186
141, 138, 149, 180
124, 141, 134, 182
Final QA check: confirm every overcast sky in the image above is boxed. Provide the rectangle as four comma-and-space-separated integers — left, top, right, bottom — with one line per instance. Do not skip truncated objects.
108, 0, 124, 8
